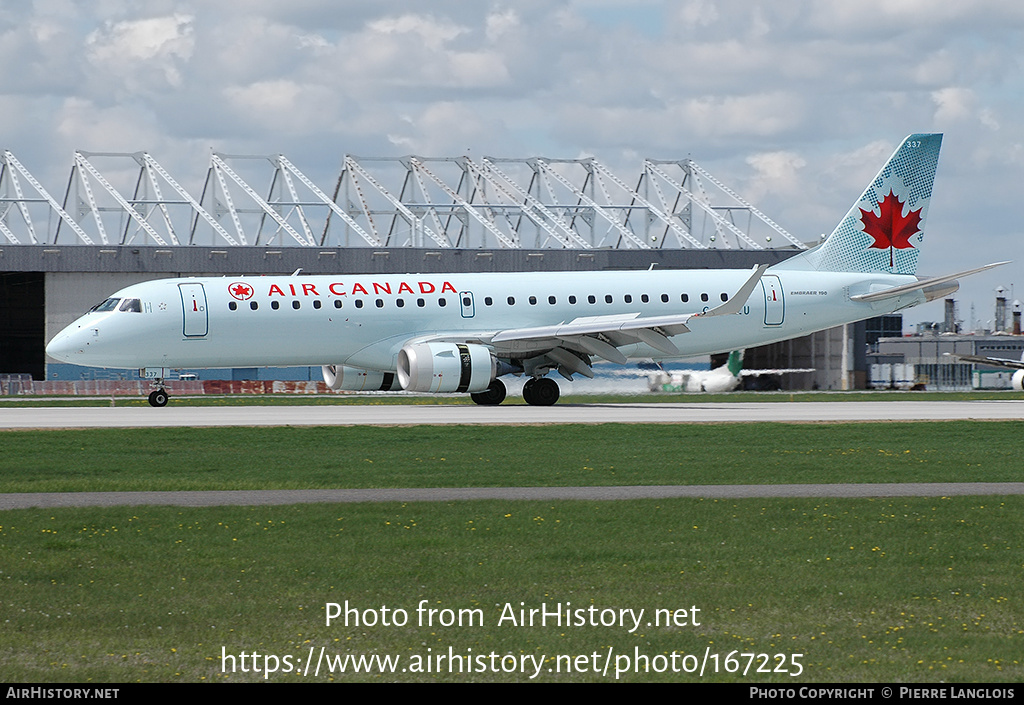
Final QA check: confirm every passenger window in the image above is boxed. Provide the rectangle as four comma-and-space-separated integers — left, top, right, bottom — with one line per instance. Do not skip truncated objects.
624, 294, 632, 304
485, 297, 493, 306
605, 294, 613, 304
355, 300, 364, 309
587, 295, 596, 304
720, 293, 728, 302
641, 294, 649, 303
417, 298, 425, 307
334, 300, 343, 309
251, 301, 259, 311
313, 300, 322, 309
376, 299, 384, 308
701, 293, 709, 302
548, 296, 556, 305
438, 298, 447, 307
464, 296, 473, 307
507, 296, 516, 306
229, 301, 237, 311
568, 295, 577, 304
271, 301, 280, 310
681, 294, 689, 303
397, 299, 405, 308
529, 296, 537, 305
292, 301, 301, 310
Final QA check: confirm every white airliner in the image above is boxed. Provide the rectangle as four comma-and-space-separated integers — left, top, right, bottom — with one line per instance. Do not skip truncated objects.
46, 134, 1006, 407
647, 350, 814, 393
944, 351, 1024, 391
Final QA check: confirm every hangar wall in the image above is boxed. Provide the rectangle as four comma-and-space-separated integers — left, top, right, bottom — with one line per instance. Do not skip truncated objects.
743, 324, 859, 391
0, 273, 44, 380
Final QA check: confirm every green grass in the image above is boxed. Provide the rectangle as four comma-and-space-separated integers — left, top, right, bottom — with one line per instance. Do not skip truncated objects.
1, 421, 1022, 682
1, 497, 1020, 682
1, 422, 1023, 493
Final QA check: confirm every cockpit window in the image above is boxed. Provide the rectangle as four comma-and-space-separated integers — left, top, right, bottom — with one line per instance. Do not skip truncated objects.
119, 298, 142, 313
90, 298, 121, 313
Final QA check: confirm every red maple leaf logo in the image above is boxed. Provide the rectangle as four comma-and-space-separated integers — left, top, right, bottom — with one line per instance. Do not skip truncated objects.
860, 190, 922, 267
228, 282, 254, 301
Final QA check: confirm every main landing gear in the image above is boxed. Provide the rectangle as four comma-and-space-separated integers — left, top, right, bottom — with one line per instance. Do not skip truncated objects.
469, 377, 561, 406
522, 377, 559, 406
470, 379, 507, 406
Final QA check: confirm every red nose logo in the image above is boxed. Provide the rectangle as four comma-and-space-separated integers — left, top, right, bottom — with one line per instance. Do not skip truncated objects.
228, 282, 254, 301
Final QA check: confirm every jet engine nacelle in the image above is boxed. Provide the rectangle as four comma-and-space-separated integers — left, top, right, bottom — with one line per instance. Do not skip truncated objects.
397, 342, 496, 393
322, 365, 401, 391
1013, 369, 1024, 392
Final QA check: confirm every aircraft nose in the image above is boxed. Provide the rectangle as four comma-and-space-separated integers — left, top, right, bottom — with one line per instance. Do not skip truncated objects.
46, 327, 87, 363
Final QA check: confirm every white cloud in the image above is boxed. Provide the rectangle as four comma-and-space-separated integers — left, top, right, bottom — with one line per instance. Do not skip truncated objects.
675, 0, 719, 29
223, 80, 342, 134
485, 8, 520, 41
366, 13, 468, 50
932, 87, 976, 125
86, 14, 195, 88
744, 150, 807, 201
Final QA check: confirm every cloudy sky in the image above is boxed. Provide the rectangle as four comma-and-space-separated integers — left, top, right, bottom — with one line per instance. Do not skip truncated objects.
2, 0, 1022, 329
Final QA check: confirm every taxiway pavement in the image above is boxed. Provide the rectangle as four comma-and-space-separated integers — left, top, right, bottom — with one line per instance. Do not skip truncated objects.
3, 483, 1023, 510
1, 399, 1023, 429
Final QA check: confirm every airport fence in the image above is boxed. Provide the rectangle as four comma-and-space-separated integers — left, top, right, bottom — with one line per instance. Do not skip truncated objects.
2, 380, 333, 396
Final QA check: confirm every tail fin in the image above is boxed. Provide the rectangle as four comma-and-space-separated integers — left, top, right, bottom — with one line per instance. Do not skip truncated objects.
726, 350, 744, 377
776, 134, 942, 275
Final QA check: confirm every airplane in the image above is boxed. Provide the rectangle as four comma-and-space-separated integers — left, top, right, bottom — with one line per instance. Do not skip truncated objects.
943, 350, 1024, 391
46, 134, 1008, 407
646, 350, 814, 393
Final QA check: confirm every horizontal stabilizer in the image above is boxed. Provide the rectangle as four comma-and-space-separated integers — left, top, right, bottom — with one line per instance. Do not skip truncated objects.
849, 262, 1009, 303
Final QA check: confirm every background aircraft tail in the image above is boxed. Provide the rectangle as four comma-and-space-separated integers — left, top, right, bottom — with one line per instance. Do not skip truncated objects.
776, 133, 942, 275
726, 350, 743, 377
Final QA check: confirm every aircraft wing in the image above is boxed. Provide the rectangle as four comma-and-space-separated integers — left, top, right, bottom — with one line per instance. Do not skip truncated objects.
943, 353, 1024, 370
489, 264, 767, 363
739, 368, 815, 376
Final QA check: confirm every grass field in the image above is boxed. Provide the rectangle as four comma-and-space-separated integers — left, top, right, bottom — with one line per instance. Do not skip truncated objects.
0, 421, 1022, 493
1, 421, 1022, 682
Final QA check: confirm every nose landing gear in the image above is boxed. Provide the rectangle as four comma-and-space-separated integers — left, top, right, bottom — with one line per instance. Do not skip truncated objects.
148, 388, 169, 407
141, 367, 172, 407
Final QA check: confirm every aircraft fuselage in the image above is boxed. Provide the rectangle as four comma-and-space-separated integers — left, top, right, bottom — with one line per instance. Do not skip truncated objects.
46, 267, 922, 372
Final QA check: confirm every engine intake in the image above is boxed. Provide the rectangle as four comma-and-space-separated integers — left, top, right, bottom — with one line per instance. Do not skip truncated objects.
397, 342, 496, 393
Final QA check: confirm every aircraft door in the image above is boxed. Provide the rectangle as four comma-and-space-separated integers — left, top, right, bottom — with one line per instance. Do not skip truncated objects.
179, 283, 209, 337
761, 275, 784, 326
459, 291, 475, 318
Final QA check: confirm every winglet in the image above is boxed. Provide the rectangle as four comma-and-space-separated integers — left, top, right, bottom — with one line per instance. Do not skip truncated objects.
696, 264, 767, 318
